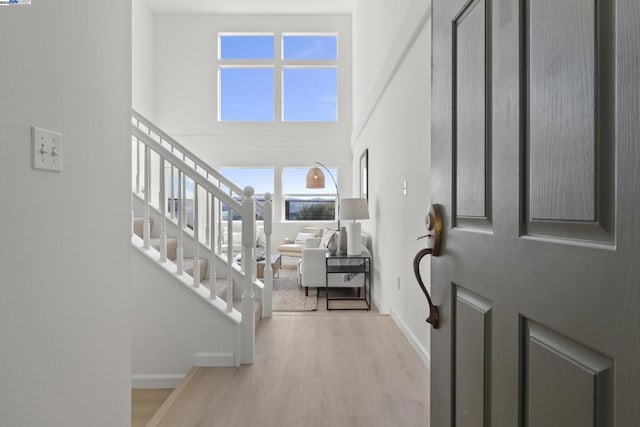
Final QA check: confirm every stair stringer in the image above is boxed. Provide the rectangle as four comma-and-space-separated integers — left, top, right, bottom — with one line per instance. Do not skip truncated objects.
132, 235, 243, 388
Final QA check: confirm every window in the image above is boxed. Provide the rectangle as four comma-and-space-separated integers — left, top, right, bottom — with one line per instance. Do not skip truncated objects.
217, 33, 338, 122
282, 168, 337, 221
219, 168, 274, 220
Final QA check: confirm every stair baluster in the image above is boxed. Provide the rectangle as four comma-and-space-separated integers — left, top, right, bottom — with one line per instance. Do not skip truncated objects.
226, 211, 233, 312
159, 156, 168, 263
170, 153, 175, 220
192, 184, 200, 287
143, 145, 151, 250
209, 192, 217, 301
176, 170, 184, 275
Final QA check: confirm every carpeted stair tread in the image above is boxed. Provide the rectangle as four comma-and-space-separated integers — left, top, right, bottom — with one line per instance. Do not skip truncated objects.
151, 237, 177, 261
133, 217, 153, 239
183, 257, 208, 283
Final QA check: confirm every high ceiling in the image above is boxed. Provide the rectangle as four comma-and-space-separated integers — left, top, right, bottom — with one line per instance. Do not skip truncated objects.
146, 0, 354, 14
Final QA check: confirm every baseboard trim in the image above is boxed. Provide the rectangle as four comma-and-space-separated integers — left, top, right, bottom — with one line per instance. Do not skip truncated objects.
194, 352, 235, 367
131, 374, 186, 389
390, 309, 431, 369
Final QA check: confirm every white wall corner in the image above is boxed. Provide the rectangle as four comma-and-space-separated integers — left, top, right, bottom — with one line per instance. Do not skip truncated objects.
390, 309, 431, 369
194, 352, 235, 367
132, 374, 186, 389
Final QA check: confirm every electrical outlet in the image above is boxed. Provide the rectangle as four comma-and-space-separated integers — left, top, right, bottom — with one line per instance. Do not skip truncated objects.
32, 126, 62, 172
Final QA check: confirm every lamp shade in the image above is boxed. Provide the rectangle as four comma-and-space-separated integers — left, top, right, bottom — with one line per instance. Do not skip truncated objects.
339, 198, 369, 220
306, 166, 325, 189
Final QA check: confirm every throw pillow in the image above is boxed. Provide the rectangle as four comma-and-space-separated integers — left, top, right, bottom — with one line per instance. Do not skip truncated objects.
319, 228, 336, 248
294, 232, 317, 244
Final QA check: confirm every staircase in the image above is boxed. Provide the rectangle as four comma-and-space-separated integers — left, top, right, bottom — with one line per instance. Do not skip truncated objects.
130, 110, 273, 368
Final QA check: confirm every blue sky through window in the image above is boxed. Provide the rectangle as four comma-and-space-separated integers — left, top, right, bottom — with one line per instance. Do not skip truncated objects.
283, 68, 337, 122
219, 68, 274, 121
283, 35, 337, 60
220, 35, 274, 59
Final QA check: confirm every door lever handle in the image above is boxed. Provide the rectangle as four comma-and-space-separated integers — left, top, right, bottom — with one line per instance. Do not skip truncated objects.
414, 248, 439, 329
416, 234, 432, 240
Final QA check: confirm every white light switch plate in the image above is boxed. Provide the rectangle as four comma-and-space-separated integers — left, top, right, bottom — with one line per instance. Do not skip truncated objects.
32, 126, 62, 172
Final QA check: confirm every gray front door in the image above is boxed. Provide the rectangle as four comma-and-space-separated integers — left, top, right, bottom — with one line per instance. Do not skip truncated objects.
431, 0, 640, 425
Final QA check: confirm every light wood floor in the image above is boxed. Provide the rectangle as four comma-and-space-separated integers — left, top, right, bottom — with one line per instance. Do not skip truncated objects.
131, 388, 173, 427
150, 314, 429, 426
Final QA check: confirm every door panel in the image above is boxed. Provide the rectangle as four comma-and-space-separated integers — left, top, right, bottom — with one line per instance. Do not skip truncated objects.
525, 0, 615, 242
431, 0, 639, 426
528, 0, 596, 222
455, 287, 492, 427
524, 321, 614, 427
454, 0, 490, 223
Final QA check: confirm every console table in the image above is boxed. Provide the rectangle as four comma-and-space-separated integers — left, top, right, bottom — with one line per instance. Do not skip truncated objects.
325, 254, 371, 310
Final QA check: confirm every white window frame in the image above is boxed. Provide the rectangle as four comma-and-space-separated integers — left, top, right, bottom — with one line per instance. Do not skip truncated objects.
217, 32, 340, 123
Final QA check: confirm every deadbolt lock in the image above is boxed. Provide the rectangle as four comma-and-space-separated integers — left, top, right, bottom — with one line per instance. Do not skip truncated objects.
416, 204, 443, 257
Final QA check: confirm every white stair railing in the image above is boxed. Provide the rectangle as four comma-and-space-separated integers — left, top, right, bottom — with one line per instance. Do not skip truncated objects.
131, 111, 273, 365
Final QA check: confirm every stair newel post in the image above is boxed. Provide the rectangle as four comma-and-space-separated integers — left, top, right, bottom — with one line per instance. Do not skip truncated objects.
176, 169, 185, 275
143, 144, 151, 250
263, 192, 273, 318
209, 192, 217, 301
226, 208, 233, 313
192, 184, 200, 287
241, 186, 256, 364
159, 156, 167, 263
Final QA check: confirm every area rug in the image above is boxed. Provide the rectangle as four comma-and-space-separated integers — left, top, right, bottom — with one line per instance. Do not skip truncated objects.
272, 268, 318, 312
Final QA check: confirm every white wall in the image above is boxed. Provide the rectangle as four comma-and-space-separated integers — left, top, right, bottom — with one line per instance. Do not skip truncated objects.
133, 0, 156, 119
352, 0, 432, 365
0, 1, 132, 426
132, 250, 239, 387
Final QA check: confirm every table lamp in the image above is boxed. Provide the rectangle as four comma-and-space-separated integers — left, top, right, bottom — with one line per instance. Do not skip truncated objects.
339, 198, 369, 255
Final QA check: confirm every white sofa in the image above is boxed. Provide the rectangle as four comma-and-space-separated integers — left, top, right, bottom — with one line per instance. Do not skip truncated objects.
276, 227, 323, 260
299, 233, 371, 296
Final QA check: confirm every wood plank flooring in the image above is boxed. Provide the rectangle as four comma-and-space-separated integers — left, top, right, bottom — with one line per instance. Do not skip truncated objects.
152, 314, 429, 426
131, 388, 173, 427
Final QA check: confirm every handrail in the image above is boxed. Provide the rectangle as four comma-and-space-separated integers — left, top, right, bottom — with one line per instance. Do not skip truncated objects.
131, 110, 265, 211
132, 127, 242, 211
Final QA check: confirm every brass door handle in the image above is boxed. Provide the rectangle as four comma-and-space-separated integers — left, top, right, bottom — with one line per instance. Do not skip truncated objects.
414, 248, 439, 329
413, 204, 444, 329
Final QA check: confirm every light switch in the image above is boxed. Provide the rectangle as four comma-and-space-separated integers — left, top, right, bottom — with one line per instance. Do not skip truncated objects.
32, 126, 62, 172
403, 180, 407, 195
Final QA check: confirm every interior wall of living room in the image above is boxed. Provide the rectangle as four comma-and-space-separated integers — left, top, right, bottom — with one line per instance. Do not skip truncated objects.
150, 13, 354, 246
351, 0, 432, 366
0, 1, 132, 426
